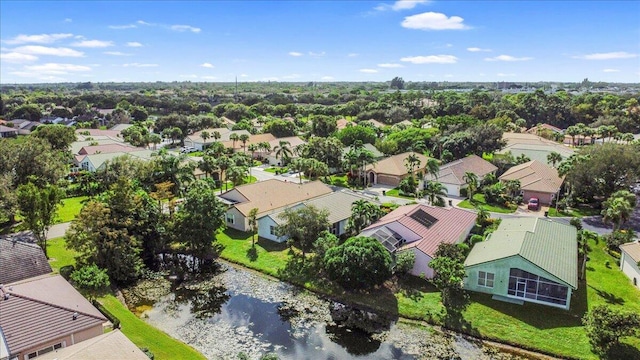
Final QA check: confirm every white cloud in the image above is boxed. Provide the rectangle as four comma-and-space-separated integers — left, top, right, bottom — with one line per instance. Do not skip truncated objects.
11, 45, 84, 57
200, 62, 215, 68
378, 63, 404, 68
122, 63, 158, 67
485, 55, 532, 62
0, 52, 38, 63
359, 68, 379, 73
109, 24, 137, 29
72, 40, 114, 48
321, 76, 334, 80
282, 74, 301, 79
240, 74, 248, 77
179, 74, 198, 78
137, 20, 154, 26
375, 0, 429, 12
401, 12, 469, 30
126, 42, 143, 47
64, 18, 72, 23
603, 68, 620, 73
347, 53, 359, 58
3, 33, 74, 45
309, 51, 326, 57
23, 63, 91, 75
289, 51, 303, 57
497, 73, 516, 77
170, 25, 201, 33
467, 47, 491, 52
400, 55, 458, 64
444, 74, 454, 78
574, 51, 637, 60
104, 51, 130, 56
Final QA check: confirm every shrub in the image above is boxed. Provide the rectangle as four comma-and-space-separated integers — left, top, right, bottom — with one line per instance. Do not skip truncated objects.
394, 251, 416, 275
459, 187, 468, 198
469, 235, 484, 246
324, 236, 392, 289
92, 300, 121, 329
59, 265, 75, 280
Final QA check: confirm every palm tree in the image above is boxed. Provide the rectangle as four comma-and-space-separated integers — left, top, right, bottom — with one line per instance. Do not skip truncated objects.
547, 151, 562, 168
346, 199, 384, 235
229, 133, 240, 149
274, 140, 292, 166
577, 229, 598, 279
226, 165, 248, 188
248, 143, 258, 160
212, 131, 222, 142
404, 153, 421, 177
423, 180, 447, 206
149, 134, 162, 150
425, 158, 440, 179
248, 207, 259, 247
198, 154, 217, 178
463, 171, 479, 201
239, 133, 250, 152
565, 125, 579, 147
215, 156, 233, 193
476, 207, 490, 226
601, 195, 635, 232
622, 132, 635, 144
504, 179, 521, 199
200, 130, 210, 147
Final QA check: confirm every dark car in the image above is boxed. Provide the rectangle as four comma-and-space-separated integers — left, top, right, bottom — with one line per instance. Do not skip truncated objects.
527, 197, 540, 211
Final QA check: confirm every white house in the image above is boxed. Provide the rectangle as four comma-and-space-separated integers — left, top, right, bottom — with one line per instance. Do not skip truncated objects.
620, 241, 640, 289
424, 155, 497, 197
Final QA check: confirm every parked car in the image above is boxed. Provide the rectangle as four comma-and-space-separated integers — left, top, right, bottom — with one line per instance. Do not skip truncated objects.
180, 146, 196, 154
527, 197, 540, 211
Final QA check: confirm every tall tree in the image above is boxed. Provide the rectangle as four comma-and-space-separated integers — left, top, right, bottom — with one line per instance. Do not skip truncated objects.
173, 180, 227, 268
583, 305, 640, 356
324, 236, 392, 289
248, 207, 259, 247
16, 182, 63, 258
429, 243, 467, 308
463, 171, 479, 201
33, 124, 77, 151
273, 140, 292, 166
276, 205, 330, 259
601, 190, 637, 231
239, 133, 250, 152
423, 180, 447, 206
346, 200, 384, 235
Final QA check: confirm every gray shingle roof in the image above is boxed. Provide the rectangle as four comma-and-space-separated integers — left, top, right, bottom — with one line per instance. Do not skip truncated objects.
498, 160, 564, 194
0, 232, 52, 284
465, 218, 578, 288
425, 155, 497, 186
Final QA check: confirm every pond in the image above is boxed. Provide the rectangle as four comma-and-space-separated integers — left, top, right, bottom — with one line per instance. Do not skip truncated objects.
123, 262, 523, 360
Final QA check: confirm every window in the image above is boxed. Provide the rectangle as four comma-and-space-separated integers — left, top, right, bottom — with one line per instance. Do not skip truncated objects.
24, 342, 64, 359
477, 271, 495, 288
226, 213, 234, 224
507, 268, 568, 306
270, 226, 276, 236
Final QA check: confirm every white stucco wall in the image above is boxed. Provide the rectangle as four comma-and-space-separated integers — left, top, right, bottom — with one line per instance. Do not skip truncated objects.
225, 207, 247, 231
442, 183, 461, 197
257, 216, 286, 242
409, 249, 434, 278
620, 251, 640, 289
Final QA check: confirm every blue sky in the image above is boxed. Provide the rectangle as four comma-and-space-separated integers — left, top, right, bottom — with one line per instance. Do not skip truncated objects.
1, 1, 639, 83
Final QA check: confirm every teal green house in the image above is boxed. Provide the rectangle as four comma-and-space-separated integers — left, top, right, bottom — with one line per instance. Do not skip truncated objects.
464, 218, 578, 310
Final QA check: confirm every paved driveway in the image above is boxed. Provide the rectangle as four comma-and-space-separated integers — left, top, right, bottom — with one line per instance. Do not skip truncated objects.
47, 222, 71, 239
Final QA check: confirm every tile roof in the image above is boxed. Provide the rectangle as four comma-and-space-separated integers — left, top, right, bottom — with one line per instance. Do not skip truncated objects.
0, 277, 107, 354
226, 179, 333, 216
70, 139, 125, 155
0, 233, 52, 284
75, 129, 122, 137
37, 330, 149, 360
620, 241, 640, 263
362, 204, 477, 257
499, 160, 564, 194
425, 155, 497, 186
269, 191, 376, 225
499, 132, 574, 163
465, 217, 578, 288
220, 133, 278, 150
78, 143, 141, 155
366, 152, 430, 177
0, 125, 17, 133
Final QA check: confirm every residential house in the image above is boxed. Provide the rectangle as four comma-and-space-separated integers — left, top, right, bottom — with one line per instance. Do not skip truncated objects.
526, 123, 564, 135
336, 118, 350, 130
262, 136, 306, 166
360, 204, 477, 277
260, 191, 376, 242
0, 274, 109, 360
219, 179, 333, 232
74, 149, 155, 172
183, 128, 252, 151
499, 132, 574, 164
226, 133, 278, 155
365, 152, 430, 187
37, 330, 149, 360
75, 129, 122, 138
0, 232, 52, 284
424, 155, 497, 197
0, 125, 18, 138
498, 160, 564, 205
342, 143, 384, 160
77, 143, 141, 155
464, 218, 578, 310
359, 119, 386, 128
620, 241, 640, 289
7, 120, 40, 135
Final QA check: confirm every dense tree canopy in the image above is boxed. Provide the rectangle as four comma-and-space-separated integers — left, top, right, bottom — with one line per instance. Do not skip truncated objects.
324, 236, 392, 289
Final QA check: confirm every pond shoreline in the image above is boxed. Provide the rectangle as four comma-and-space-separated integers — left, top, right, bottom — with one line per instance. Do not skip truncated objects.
215, 258, 565, 360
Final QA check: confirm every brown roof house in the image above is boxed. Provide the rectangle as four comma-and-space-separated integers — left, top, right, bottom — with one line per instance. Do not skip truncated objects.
360, 204, 477, 277
0, 275, 108, 360
0, 232, 52, 284
365, 152, 430, 188
499, 160, 564, 205
620, 241, 640, 289
219, 179, 333, 232
424, 155, 497, 197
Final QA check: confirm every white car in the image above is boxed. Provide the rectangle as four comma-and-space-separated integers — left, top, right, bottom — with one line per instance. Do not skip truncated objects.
180, 146, 196, 154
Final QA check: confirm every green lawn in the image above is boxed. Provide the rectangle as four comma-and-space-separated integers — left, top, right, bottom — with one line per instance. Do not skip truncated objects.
48, 237, 78, 272
385, 188, 416, 200
458, 194, 517, 213
57, 196, 88, 223
217, 229, 290, 277
98, 295, 205, 360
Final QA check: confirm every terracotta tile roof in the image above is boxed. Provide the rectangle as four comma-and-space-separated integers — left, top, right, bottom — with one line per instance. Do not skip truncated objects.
75, 129, 121, 137
425, 155, 497, 186
0, 233, 52, 284
366, 152, 430, 177
37, 330, 149, 360
363, 204, 477, 257
499, 160, 564, 194
226, 179, 333, 216
620, 241, 640, 263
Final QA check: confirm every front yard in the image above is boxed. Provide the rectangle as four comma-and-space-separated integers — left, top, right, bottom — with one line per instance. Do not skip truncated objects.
458, 194, 518, 214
